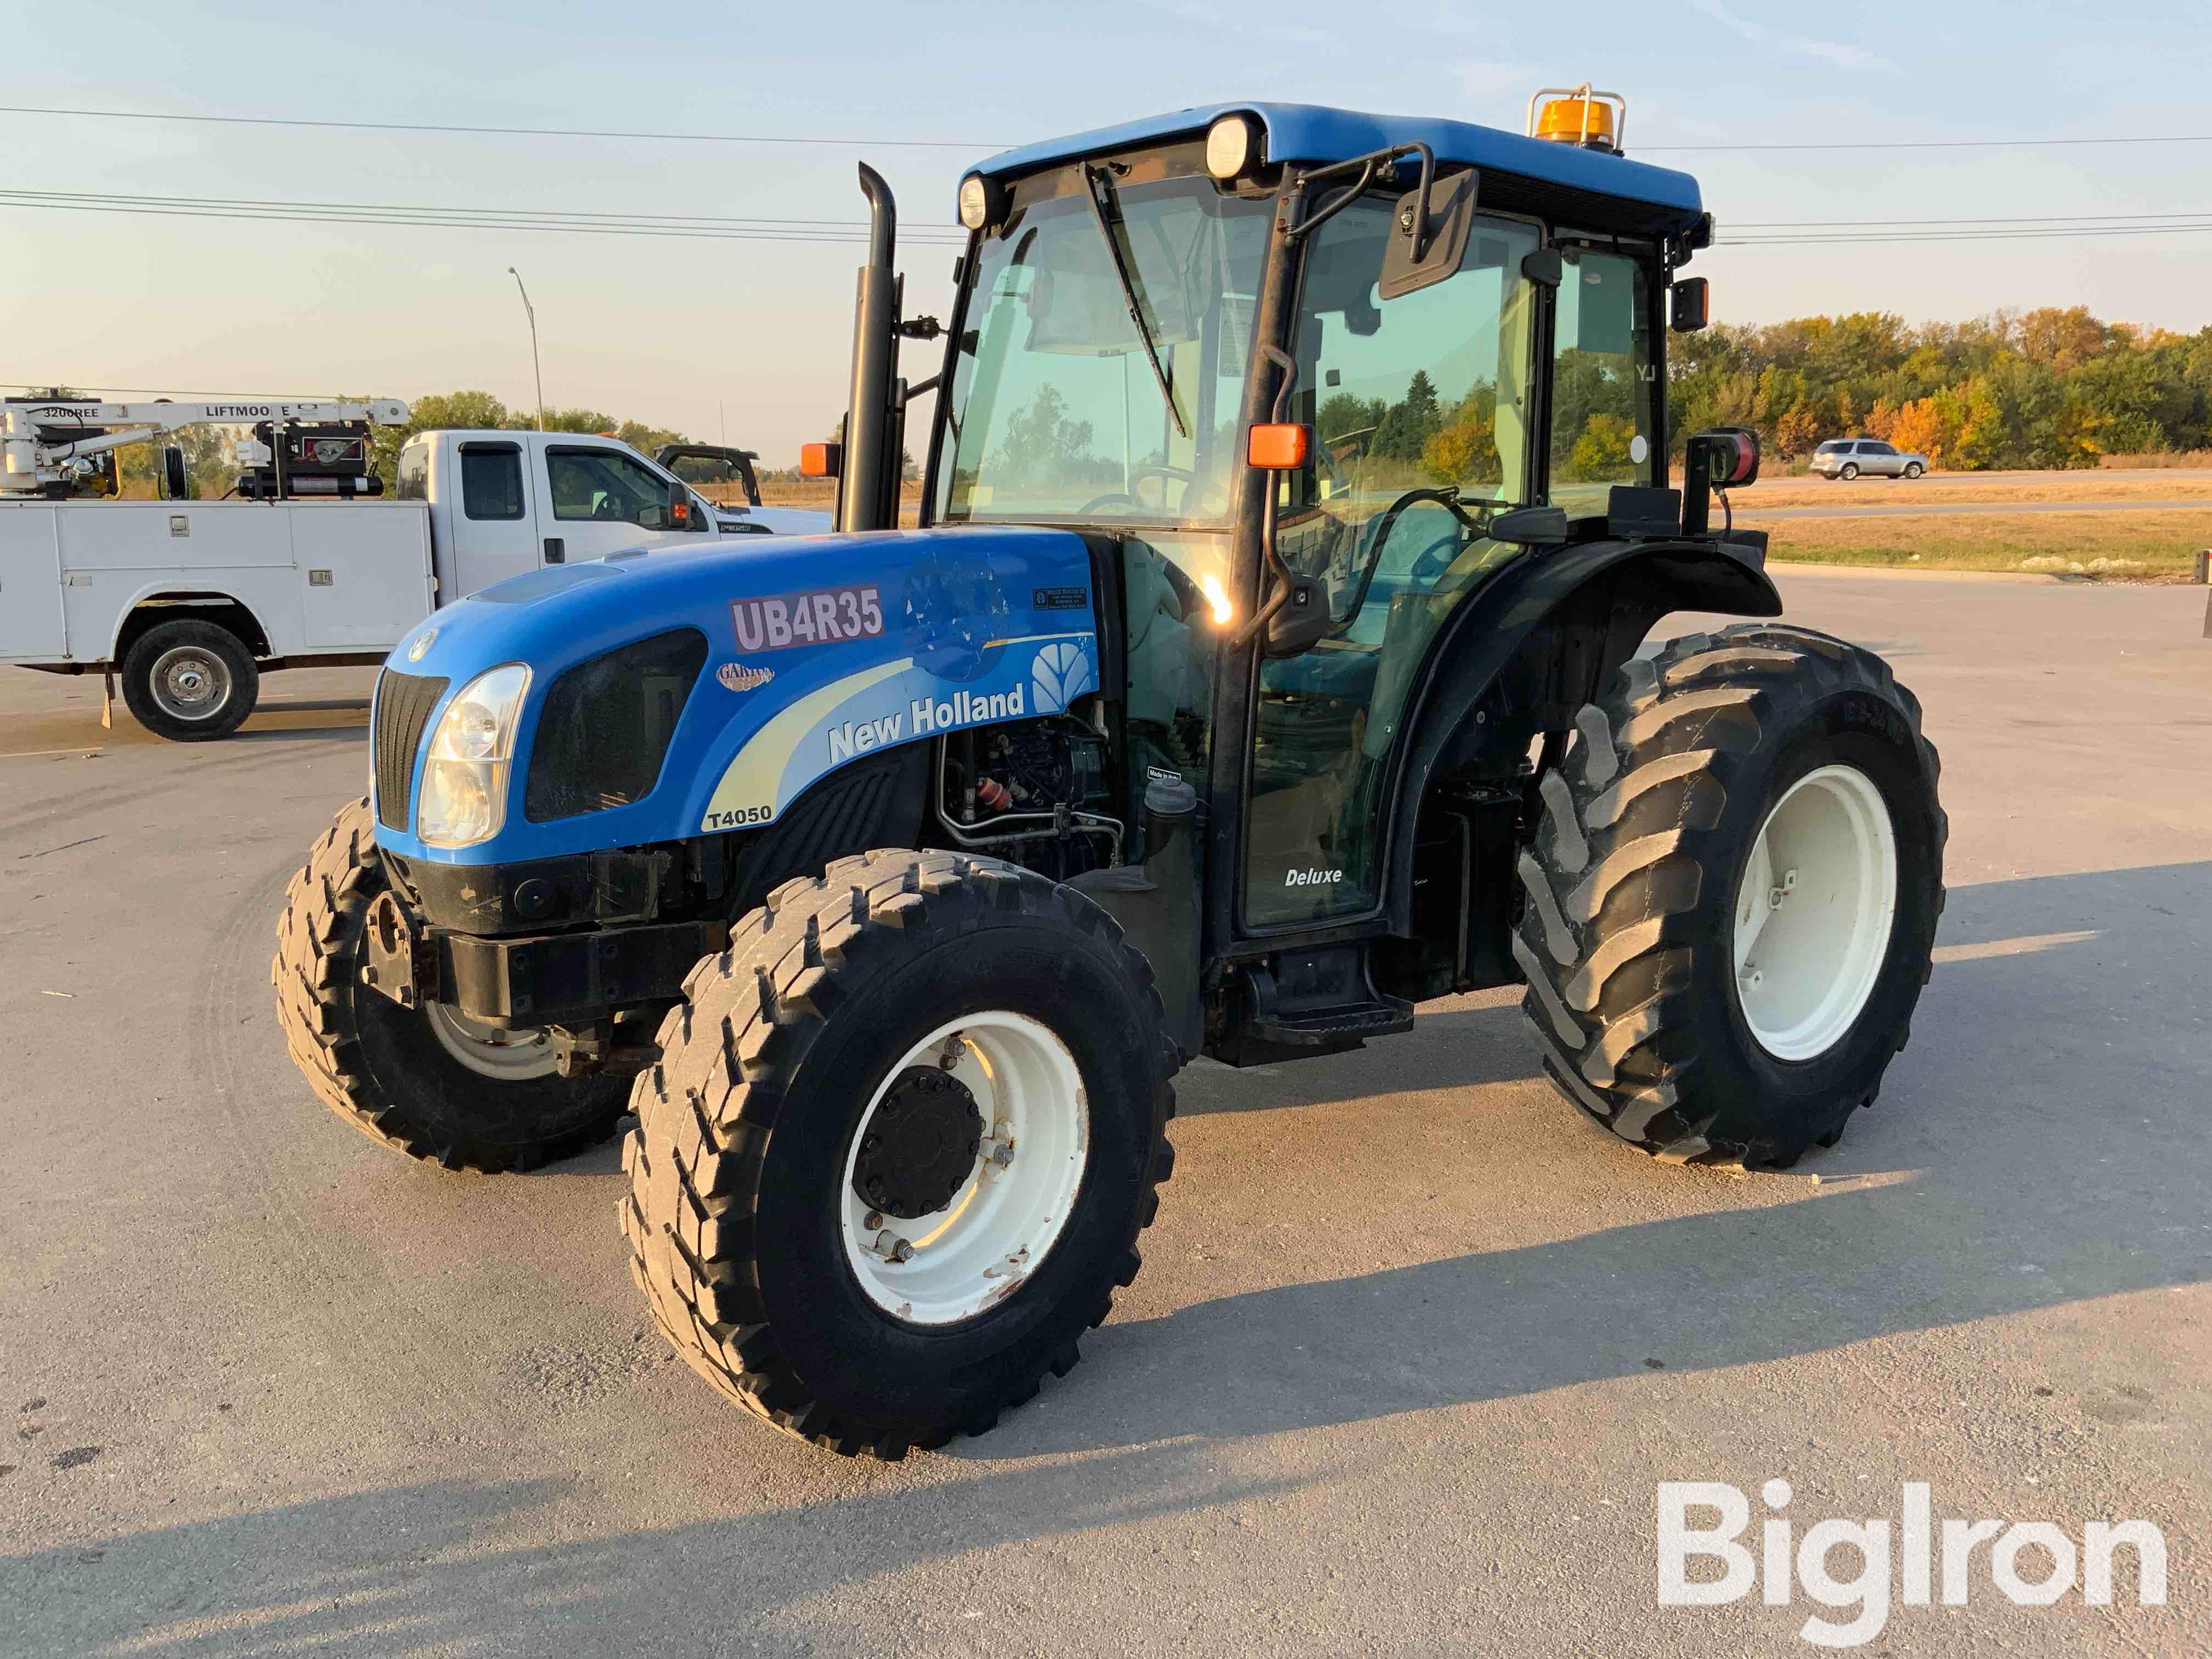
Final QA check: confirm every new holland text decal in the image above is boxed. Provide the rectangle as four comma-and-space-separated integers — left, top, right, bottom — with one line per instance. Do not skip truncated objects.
699, 634, 1097, 832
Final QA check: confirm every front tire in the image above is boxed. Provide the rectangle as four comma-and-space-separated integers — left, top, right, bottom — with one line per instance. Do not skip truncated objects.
120, 618, 258, 741
272, 797, 631, 1171
1514, 627, 1945, 1167
1904, 461, 1925, 479
622, 849, 1177, 1458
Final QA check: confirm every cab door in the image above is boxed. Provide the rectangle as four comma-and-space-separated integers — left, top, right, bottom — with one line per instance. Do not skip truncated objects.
444, 439, 544, 598
1239, 202, 1542, 930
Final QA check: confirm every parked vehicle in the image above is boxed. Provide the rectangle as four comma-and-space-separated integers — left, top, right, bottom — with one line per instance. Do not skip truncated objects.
276, 89, 1946, 1460
656, 443, 834, 537
2, 424, 828, 740
1812, 437, 1926, 479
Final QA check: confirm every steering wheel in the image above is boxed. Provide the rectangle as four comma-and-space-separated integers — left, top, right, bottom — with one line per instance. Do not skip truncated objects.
591, 495, 625, 521
1335, 488, 1490, 627
1080, 464, 1221, 520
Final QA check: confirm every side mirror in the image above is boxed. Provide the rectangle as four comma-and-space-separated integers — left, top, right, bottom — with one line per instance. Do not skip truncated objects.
666, 481, 699, 531
1379, 170, 1479, 300
1487, 505, 1569, 546
1262, 574, 1331, 658
158, 445, 189, 501
1671, 277, 1710, 333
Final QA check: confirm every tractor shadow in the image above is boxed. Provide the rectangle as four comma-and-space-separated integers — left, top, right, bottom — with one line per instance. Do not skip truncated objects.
1, 1449, 1306, 1657
1000, 859, 2212, 1454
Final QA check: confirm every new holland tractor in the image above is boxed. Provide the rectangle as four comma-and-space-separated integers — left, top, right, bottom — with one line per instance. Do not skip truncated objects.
274, 91, 1945, 1458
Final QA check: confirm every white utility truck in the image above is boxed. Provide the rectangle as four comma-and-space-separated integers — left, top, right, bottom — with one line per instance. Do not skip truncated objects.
0, 404, 830, 740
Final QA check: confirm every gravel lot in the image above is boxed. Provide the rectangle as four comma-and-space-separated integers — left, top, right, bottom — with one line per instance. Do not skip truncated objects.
3, 569, 2207, 1657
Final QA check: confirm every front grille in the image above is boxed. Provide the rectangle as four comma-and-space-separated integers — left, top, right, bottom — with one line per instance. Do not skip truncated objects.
373, 669, 449, 831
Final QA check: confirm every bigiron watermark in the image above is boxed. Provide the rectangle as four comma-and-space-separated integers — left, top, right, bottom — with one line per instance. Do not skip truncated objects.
1657, 1480, 2168, 1648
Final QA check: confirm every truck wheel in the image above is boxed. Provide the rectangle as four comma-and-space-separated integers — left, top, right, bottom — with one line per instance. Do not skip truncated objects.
272, 796, 631, 1171
622, 849, 1177, 1458
1514, 625, 1945, 1169
120, 618, 259, 741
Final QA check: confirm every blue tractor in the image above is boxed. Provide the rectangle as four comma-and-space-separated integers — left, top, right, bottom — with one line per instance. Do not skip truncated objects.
274, 92, 1945, 1458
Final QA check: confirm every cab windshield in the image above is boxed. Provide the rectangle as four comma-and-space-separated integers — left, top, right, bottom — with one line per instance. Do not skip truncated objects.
937, 169, 1271, 528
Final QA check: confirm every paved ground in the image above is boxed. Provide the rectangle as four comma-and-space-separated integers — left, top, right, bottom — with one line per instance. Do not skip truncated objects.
3, 572, 2208, 1657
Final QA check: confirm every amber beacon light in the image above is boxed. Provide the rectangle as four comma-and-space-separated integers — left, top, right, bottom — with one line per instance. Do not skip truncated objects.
1527, 85, 1627, 154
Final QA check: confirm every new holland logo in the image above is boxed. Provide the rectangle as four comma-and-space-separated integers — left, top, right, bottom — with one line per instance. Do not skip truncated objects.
1030, 641, 1097, 714
717, 662, 774, 693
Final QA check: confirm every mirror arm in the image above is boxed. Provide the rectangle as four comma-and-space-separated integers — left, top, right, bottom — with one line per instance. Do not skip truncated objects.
1285, 142, 1435, 250
1229, 345, 1304, 651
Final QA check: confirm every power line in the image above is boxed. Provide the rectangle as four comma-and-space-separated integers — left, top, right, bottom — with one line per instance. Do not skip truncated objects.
0, 187, 970, 245
5, 183, 2207, 251
8, 101, 2212, 157
0, 103, 997, 149
1645, 133, 2212, 153
1729, 210, 2212, 229
1722, 224, 2212, 246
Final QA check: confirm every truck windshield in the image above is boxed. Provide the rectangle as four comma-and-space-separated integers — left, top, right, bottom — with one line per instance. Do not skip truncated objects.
937, 171, 1270, 528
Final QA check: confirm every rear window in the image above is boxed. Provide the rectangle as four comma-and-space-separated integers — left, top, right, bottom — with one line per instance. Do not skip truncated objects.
395, 442, 428, 501
460, 446, 525, 521
1817, 441, 1848, 454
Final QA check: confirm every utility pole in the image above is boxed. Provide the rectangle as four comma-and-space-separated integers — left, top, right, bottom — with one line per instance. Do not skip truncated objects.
506, 267, 545, 431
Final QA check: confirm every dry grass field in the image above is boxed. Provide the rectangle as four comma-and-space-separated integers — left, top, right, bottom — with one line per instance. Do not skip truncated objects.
753, 472, 2210, 580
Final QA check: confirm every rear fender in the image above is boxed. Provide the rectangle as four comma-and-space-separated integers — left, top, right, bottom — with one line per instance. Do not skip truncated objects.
1380, 537, 1779, 936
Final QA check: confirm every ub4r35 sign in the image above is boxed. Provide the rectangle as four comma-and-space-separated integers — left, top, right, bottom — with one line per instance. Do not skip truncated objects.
731, 584, 885, 652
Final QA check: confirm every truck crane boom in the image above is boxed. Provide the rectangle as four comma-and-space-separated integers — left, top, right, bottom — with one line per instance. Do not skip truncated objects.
0, 397, 409, 497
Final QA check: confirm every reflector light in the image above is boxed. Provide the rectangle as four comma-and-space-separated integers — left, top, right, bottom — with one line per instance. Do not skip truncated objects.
1246, 422, 1310, 471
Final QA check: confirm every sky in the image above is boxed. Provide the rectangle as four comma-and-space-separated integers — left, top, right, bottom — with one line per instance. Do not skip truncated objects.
5, 1, 2208, 465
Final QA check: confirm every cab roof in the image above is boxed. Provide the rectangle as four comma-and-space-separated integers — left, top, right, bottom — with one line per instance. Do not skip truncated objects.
969, 101, 1704, 239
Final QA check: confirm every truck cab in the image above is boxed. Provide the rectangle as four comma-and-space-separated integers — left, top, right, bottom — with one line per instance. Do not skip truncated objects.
394, 429, 830, 599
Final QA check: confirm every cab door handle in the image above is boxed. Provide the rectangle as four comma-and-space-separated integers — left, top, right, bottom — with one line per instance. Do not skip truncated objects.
543, 538, 565, 564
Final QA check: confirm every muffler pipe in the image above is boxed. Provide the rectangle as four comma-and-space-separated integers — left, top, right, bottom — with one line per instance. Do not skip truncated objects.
839, 162, 900, 534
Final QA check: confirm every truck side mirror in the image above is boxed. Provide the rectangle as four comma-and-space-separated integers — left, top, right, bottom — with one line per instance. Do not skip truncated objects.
667, 481, 707, 532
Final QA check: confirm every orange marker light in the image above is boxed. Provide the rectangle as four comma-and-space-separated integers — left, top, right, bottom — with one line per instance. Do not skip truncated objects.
799, 442, 842, 479
1247, 422, 1310, 471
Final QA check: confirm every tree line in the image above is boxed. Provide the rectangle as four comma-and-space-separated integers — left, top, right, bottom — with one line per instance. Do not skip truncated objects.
1669, 306, 2212, 470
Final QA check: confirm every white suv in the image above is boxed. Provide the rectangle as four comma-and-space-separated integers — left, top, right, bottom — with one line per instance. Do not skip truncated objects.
1812, 437, 1926, 479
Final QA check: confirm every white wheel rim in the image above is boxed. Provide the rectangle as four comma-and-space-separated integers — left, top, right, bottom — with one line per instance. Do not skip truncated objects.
425, 1001, 560, 1081
1731, 764, 1898, 1062
839, 1011, 1090, 1326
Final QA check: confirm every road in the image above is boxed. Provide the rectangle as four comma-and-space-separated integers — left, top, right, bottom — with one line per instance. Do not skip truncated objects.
4, 573, 2208, 1657
1742, 499, 2212, 521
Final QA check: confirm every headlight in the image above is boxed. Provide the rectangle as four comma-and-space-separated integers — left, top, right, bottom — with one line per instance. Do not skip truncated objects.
416, 663, 529, 848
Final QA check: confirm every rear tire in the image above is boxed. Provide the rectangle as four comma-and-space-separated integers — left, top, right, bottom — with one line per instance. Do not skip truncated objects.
1514, 626, 1945, 1168
621, 849, 1177, 1458
1839, 462, 1860, 480
120, 618, 258, 741
272, 797, 631, 1171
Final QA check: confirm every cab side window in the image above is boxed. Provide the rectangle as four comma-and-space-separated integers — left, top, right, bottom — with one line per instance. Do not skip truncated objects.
1547, 248, 1657, 519
548, 448, 676, 528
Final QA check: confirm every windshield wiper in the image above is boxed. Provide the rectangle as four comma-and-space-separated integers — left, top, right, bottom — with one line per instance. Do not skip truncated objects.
1081, 165, 1189, 441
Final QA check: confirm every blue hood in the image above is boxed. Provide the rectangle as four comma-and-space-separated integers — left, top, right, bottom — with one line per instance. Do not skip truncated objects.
379, 526, 1102, 865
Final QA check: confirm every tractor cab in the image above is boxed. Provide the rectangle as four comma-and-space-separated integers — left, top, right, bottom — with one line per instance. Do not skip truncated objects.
882, 98, 1743, 1033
